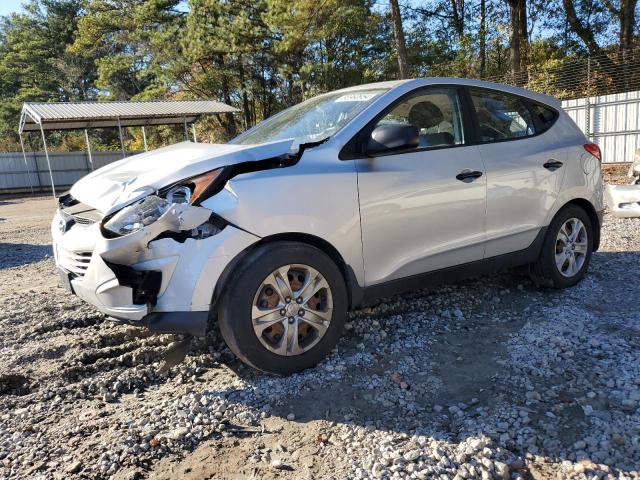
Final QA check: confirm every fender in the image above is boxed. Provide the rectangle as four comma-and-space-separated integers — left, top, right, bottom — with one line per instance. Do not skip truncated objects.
200, 143, 366, 287
542, 149, 603, 250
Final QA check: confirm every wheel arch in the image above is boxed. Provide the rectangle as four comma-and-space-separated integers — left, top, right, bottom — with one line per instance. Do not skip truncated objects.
563, 198, 601, 251
211, 232, 363, 313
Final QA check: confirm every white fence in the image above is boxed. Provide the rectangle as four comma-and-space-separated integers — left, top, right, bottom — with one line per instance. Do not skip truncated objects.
0, 151, 137, 193
562, 90, 640, 164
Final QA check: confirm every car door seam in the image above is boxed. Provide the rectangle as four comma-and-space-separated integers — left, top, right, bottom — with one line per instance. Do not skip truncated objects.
354, 160, 367, 287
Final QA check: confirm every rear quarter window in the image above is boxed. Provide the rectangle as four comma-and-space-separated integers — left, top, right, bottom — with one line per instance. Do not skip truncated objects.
469, 88, 536, 143
530, 103, 558, 134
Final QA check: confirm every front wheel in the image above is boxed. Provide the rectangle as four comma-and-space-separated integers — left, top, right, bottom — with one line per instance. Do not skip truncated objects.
217, 242, 347, 374
529, 205, 594, 288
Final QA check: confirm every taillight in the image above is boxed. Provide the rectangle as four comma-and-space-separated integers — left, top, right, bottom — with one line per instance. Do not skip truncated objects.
584, 143, 602, 162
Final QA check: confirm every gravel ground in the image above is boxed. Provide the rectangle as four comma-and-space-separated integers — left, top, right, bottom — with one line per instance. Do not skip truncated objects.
0, 191, 639, 480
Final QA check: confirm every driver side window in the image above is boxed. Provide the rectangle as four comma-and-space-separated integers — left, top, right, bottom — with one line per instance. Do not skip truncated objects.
375, 88, 465, 149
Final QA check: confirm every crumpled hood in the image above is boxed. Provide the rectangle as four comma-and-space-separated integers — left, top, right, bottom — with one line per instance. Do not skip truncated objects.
70, 139, 294, 215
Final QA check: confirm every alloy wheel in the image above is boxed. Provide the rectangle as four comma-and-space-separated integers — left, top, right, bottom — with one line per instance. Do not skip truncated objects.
251, 264, 333, 356
554, 217, 588, 277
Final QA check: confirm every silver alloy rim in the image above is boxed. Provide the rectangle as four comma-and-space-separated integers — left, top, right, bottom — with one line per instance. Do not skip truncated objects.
555, 218, 588, 277
251, 264, 333, 356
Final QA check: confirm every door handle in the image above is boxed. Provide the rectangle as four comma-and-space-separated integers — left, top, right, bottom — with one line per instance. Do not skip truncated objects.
543, 159, 563, 171
456, 169, 483, 183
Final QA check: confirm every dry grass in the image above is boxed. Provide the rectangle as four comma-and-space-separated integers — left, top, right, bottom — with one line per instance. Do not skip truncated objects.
602, 163, 631, 185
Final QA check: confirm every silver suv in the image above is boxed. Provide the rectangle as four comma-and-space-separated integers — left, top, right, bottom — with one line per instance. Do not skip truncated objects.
52, 78, 603, 374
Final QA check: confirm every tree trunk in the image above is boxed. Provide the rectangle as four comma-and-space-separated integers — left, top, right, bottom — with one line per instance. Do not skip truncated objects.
479, 0, 486, 78
449, 0, 465, 39
517, 0, 528, 71
219, 67, 237, 139
389, 0, 410, 79
287, 73, 294, 106
619, 0, 636, 59
562, 0, 603, 56
563, 0, 621, 90
601, 0, 636, 59
506, 0, 528, 83
260, 63, 268, 121
239, 62, 252, 129
618, 0, 636, 90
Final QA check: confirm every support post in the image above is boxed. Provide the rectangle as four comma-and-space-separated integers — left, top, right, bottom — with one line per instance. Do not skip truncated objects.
142, 126, 148, 152
117, 117, 125, 158
586, 98, 592, 141
183, 116, 188, 141
586, 57, 592, 141
84, 129, 94, 171
39, 123, 56, 197
18, 133, 35, 195
29, 136, 44, 189
192, 123, 197, 142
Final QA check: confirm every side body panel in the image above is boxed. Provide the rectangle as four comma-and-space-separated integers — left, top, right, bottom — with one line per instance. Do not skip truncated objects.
544, 112, 604, 223
546, 110, 604, 224
201, 144, 365, 285
479, 128, 567, 257
547, 146, 604, 222
355, 145, 486, 285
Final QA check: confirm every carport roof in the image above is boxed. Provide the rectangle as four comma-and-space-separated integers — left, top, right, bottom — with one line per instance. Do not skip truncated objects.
19, 99, 239, 133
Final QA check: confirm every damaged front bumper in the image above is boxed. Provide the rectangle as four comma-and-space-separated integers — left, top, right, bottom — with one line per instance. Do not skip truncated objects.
52, 201, 258, 336
605, 184, 640, 218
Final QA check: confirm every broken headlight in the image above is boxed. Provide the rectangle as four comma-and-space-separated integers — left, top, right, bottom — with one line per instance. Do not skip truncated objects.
165, 185, 192, 204
161, 168, 223, 205
103, 195, 170, 236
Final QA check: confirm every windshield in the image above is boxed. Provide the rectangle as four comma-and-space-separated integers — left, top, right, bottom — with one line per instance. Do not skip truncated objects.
230, 89, 388, 148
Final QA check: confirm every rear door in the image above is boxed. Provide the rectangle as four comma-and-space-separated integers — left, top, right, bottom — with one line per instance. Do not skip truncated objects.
355, 86, 487, 286
469, 88, 566, 257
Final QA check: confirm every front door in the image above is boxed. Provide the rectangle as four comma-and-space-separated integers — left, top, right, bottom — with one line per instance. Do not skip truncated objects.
355, 87, 487, 286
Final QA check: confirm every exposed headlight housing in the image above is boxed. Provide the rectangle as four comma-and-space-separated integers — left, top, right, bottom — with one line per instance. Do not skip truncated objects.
162, 168, 223, 205
190, 168, 223, 204
165, 185, 192, 204
103, 195, 170, 236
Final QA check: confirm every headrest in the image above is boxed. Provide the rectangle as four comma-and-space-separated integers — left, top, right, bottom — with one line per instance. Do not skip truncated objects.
408, 101, 444, 129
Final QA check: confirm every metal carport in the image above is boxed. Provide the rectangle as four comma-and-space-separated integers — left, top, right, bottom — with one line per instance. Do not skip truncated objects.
18, 99, 238, 196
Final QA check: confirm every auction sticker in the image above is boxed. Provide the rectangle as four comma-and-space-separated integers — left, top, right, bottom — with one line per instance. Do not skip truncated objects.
334, 93, 378, 102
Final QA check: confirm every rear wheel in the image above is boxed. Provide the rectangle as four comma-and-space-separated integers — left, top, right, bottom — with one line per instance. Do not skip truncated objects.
217, 242, 347, 374
529, 205, 593, 288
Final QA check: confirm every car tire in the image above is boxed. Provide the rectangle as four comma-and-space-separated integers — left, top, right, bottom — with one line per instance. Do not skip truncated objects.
217, 241, 348, 375
529, 204, 594, 288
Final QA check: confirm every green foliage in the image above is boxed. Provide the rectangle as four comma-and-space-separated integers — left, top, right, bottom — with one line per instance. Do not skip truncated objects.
0, 0, 636, 151
0, 0, 91, 150
69, 0, 184, 99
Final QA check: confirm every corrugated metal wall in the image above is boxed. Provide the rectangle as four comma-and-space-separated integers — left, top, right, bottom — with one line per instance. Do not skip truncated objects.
562, 90, 640, 163
0, 151, 136, 192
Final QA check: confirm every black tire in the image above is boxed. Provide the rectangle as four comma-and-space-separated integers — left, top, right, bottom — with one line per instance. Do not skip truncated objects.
216, 241, 347, 375
529, 204, 594, 288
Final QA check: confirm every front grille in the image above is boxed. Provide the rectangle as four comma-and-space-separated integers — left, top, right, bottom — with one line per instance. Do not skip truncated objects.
59, 205, 103, 228
57, 247, 93, 278
71, 214, 97, 226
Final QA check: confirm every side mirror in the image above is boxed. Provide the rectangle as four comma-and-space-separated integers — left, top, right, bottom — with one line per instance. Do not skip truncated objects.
366, 124, 420, 156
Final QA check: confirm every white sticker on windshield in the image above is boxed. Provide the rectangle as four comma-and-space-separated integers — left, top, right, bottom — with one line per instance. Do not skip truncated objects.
334, 93, 377, 103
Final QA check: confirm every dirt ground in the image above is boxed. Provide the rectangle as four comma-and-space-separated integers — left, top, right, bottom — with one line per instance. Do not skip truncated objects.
0, 167, 639, 480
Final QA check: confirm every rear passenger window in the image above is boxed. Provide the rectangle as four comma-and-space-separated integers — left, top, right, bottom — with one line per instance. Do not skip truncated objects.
530, 103, 558, 133
470, 88, 535, 142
